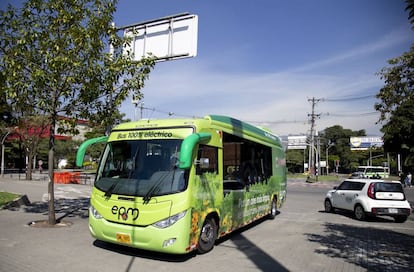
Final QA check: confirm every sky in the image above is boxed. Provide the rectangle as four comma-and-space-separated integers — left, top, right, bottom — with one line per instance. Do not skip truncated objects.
2, 0, 412, 137
113, 0, 413, 137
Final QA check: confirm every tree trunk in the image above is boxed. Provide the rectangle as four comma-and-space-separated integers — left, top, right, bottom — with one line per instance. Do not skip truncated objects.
26, 152, 33, 180
48, 122, 56, 225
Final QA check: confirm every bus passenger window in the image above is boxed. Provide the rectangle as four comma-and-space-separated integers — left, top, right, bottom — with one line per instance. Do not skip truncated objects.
222, 132, 272, 186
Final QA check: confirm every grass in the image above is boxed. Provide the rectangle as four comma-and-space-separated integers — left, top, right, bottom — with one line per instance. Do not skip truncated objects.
0, 191, 20, 207
288, 173, 342, 183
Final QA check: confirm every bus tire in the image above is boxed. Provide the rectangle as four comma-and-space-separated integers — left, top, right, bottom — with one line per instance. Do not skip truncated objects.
197, 216, 217, 254
268, 197, 278, 219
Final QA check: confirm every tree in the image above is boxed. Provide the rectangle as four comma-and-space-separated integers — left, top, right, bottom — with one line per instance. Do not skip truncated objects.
320, 125, 367, 173
375, 1, 414, 170
14, 115, 50, 179
0, 0, 155, 224
80, 111, 129, 167
407, 0, 414, 29
286, 149, 305, 173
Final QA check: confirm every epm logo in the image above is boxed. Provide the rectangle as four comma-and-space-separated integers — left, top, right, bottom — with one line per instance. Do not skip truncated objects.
111, 205, 139, 221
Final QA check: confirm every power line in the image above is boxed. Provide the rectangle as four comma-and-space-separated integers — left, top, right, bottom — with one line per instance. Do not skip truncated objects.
246, 120, 308, 125
324, 94, 376, 102
325, 111, 378, 117
135, 105, 202, 120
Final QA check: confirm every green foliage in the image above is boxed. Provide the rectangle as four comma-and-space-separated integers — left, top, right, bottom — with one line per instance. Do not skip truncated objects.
286, 125, 374, 173
0, 0, 155, 130
320, 125, 368, 173
375, 1, 414, 169
0, 0, 155, 223
54, 139, 79, 168
0, 0, 155, 170
407, 0, 414, 29
286, 149, 304, 173
285, 125, 373, 174
377, 54, 414, 156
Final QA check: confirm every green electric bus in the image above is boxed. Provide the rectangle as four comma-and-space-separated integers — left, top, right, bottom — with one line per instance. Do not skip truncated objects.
356, 166, 389, 179
76, 115, 287, 254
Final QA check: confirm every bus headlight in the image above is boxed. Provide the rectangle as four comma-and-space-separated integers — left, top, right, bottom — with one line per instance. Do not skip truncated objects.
152, 211, 186, 228
90, 205, 103, 219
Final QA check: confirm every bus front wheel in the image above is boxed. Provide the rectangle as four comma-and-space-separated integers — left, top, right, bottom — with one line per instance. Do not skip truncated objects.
197, 216, 217, 254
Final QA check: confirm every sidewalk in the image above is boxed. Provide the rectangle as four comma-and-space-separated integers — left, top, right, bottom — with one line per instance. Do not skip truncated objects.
0, 176, 92, 225
0, 175, 92, 203
1, 176, 413, 272
0, 176, 95, 272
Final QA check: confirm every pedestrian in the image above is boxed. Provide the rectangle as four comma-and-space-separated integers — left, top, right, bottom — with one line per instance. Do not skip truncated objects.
406, 172, 412, 188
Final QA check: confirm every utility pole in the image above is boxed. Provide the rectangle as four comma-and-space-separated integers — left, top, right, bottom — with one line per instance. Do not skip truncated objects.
307, 97, 321, 179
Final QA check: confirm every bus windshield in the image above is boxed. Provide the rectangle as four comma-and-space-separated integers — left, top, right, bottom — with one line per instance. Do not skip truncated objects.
95, 139, 187, 198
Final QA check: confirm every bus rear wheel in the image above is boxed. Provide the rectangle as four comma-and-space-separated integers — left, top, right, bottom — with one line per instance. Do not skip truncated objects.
268, 197, 278, 219
197, 216, 217, 254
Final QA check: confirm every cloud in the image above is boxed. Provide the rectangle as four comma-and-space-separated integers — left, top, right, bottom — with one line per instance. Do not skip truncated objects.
121, 61, 384, 136
292, 26, 413, 73
119, 26, 412, 136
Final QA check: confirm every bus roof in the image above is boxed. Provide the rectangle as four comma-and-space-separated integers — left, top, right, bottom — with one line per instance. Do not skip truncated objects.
206, 115, 281, 146
111, 115, 282, 147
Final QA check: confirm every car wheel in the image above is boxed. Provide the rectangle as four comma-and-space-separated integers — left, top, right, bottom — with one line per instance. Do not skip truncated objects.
354, 205, 365, 220
393, 215, 408, 223
324, 199, 333, 213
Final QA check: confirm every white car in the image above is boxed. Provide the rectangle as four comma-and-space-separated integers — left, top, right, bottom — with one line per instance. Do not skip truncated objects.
324, 178, 412, 223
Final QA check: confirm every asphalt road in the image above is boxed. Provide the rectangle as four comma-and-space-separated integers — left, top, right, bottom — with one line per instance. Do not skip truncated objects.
0, 178, 413, 272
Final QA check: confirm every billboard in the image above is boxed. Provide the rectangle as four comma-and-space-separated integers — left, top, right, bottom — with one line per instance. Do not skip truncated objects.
123, 13, 198, 62
287, 135, 307, 150
350, 136, 383, 150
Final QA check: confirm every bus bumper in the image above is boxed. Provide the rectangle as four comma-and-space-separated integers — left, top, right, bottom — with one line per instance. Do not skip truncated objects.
89, 208, 192, 254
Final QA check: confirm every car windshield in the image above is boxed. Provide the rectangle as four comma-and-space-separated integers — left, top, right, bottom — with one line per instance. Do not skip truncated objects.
95, 139, 188, 197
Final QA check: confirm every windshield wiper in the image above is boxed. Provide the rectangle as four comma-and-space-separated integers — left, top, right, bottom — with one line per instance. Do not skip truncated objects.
143, 171, 172, 203
143, 149, 180, 203
104, 182, 119, 198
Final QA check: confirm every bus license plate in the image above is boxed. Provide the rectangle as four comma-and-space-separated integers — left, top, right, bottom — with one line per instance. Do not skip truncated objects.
116, 233, 131, 244
388, 208, 398, 214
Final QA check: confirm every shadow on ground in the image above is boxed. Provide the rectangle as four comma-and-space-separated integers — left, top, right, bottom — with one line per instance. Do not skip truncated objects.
93, 213, 289, 272
4, 198, 90, 219
318, 209, 398, 223
94, 239, 196, 265
306, 222, 414, 272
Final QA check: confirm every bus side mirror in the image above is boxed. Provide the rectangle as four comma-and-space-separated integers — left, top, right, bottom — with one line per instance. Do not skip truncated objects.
195, 158, 210, 169
76, 136, 108, 167
195, 158, 210, 175
179, 133, 211, 169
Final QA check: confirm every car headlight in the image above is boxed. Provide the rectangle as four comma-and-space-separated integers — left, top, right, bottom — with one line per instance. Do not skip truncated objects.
90, 205, 103, 219
152, 211, 186, 229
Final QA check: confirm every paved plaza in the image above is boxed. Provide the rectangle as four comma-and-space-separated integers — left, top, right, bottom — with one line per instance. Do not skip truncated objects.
1, 176, 413, 272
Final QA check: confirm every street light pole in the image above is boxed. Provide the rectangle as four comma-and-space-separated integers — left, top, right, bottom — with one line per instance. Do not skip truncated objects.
326, 142, 334, 175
